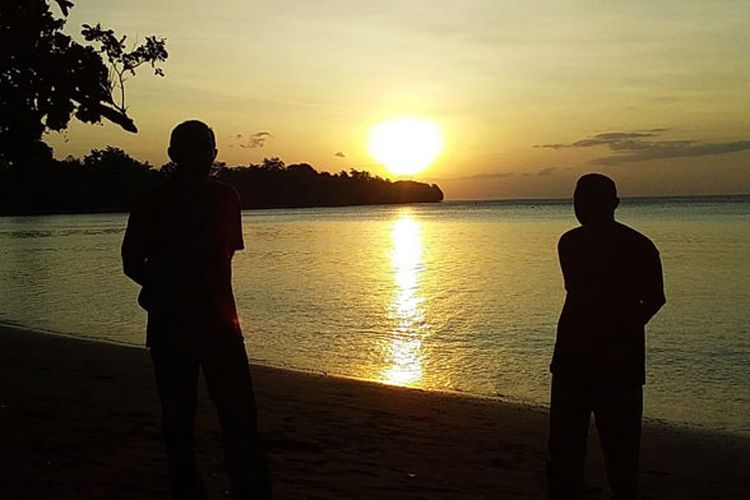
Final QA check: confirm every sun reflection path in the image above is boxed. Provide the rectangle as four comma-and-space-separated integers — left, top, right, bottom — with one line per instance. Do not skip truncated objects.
383, 213, 428, 386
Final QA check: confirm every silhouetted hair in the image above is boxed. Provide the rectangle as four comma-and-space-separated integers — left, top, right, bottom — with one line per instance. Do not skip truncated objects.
573, 173, 619, 225
168, 120, 217, 178
169, 120, 216, 153
574, 173, 617, 202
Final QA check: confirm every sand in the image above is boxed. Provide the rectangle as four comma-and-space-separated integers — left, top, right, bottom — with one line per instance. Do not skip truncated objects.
0, 324, 747, 499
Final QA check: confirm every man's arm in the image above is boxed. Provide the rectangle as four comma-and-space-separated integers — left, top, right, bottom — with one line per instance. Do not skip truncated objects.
639, 244, 666, 326
558, 232, 579, 293
121, 207, 149, 286
228, 186, 244, 259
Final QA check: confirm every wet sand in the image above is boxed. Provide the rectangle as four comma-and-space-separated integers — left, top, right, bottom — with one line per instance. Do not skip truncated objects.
1, 324, 747, 499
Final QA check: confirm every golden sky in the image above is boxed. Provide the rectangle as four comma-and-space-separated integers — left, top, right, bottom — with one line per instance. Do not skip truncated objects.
47, 0, 750, 199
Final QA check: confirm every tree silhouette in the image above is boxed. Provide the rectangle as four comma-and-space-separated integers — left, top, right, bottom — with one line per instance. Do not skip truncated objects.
0, 1, 167, 168
0, 149, 444, 215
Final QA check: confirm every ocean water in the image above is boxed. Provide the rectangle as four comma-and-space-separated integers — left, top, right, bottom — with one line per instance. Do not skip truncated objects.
1, 197, 748, 435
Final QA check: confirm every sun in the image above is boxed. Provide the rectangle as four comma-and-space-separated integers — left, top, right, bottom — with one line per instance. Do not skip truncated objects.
367, 117, 443, 176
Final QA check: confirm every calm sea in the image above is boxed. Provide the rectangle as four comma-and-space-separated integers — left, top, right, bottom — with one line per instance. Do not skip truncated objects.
1, 197, 748, 434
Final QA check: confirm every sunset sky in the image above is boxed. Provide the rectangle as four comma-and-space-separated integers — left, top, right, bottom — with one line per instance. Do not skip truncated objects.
47, 0, 750, 199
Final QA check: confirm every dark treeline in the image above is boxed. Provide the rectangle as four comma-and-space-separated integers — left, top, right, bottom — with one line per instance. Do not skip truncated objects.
0, 147, 443, 215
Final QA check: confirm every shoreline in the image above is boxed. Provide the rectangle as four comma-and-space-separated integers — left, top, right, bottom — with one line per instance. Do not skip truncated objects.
2, 324, 748, 499
2, 193, 749, 218
2, 321, 743, 440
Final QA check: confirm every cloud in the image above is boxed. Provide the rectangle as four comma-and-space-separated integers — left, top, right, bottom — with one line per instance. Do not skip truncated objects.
516, 166, 563, 177
536, 166, 558, 176
537, 129, 750, 165
334, 151, 346, 158
238, 131, 272, 149
425, 172, 515, 182
592, 140, 750, 166
536, 129, 667, 150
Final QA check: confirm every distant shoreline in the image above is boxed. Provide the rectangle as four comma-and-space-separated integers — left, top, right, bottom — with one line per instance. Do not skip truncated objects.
447, 193, 750, 204
0, 152, 444, 216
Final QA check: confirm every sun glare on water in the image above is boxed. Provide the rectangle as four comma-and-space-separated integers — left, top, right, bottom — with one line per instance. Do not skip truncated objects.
367, 117, 443, 176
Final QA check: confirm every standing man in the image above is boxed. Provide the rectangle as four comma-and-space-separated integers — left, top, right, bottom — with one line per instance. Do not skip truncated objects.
122, 120, 271, 500
548, 174, 665, 500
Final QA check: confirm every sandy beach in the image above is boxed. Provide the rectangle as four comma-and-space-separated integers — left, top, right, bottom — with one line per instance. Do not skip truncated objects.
0, 324, 747, 499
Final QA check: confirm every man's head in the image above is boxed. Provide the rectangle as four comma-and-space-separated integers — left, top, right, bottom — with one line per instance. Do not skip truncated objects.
573, 173, 619, 226
168, 120, 217, 179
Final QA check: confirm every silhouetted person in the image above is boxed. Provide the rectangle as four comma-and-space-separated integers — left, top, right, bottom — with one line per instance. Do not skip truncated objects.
122, 120, 270, 500
547, 174, 665, 500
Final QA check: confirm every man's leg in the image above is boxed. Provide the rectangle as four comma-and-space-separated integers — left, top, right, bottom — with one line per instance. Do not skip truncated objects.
202, 342, 271, 500
593, 384, 643, 500
151, 348, 206, 500
548, 374, 592, 500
